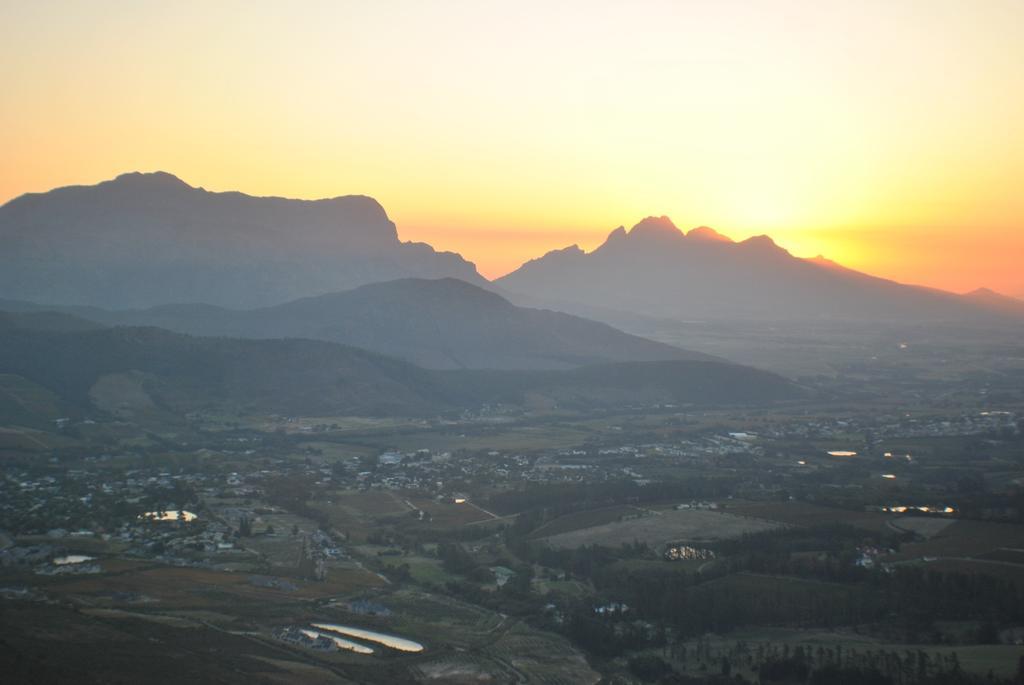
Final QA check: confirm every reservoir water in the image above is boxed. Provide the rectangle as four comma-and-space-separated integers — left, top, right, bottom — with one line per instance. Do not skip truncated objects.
311, 623, 424, 652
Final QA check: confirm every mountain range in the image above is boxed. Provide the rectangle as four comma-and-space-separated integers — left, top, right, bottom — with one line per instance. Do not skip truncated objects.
0, 172, 483, 309
496, 216, 1021, 323
3, 173, 1020, 327
961, 287, 1024, 317
0, 278, 712, 370
4, 171, 1021, 423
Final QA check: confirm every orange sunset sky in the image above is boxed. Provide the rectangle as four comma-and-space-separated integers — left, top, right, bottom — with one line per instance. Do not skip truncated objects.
2, 1, 1022, 296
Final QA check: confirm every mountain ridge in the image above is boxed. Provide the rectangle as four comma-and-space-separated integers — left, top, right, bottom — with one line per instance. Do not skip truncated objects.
3, 174, 1019, 326
0, 278, 716, 371
497, 217, 1022, 324
0, 319, 802, 421
0, 171, 485, 309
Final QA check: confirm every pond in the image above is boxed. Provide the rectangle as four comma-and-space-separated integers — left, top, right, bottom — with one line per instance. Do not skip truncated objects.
53, 555, 95, 565
311, 623, 424, 652
882, 505, 955, 514
299, 628, 374, 654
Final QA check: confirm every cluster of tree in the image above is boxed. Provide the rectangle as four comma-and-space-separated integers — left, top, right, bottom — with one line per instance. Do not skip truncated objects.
756, 650, 1024, 685
438, 542, 483, 576
533, 544, 1023, 661
510, 516, 1024, 642
868, 566, 1024, 624
380, 562, 411, 582
629, 641, 1024, 685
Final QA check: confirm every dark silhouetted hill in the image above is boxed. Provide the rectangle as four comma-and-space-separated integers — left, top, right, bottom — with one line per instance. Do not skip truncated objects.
497, 217, 1019, 324
13, 278, 714, 370
0, 321, 800, 419
961, 288, 1024, 317
0, 172, 484, 308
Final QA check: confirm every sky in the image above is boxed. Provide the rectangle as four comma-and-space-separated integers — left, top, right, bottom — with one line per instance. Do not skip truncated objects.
1, 0, 1022, 295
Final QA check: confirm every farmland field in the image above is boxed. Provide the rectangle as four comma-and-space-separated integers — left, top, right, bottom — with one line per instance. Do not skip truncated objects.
529, 505, 646, 539
408, 497, 494, 527
486, 624, 601, 685
887, 519, 1024, 561
43, 564, 384, 608
540, 508, 782, 549
0, 603, 320, 684
725, 500, 894, 532
903, 558, 1024, 585
889, 516, 956, 538
353, 423, 597, 453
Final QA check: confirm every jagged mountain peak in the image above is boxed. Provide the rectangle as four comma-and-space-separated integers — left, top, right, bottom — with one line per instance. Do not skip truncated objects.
496, 220, 1017, 322
605, 226, 628, 242
628, 215, 683, 239
687, 226, 733, 243
739, 234, 780, 249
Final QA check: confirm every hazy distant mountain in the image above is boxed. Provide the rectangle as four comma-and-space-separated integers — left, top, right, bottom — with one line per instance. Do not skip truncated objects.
0, 319, 800, 420
3, 279, 715, 370
0, 172, 484, 308
0, 310, 103, 333
961, 288, 1024, 317
497, 217, 1017, 323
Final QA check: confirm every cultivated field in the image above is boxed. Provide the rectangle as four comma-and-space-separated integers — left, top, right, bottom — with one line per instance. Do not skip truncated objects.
539, 508, 782, 549
486, 624, 601, 685
408, 497, 495, 527
887, 519, 1024, 561
724, 500, 894, 533
889, 516, 956, 538
528, 505, 645, 539
43, 564, 384, 608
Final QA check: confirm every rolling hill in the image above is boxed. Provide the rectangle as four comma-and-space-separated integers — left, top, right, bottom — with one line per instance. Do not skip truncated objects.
0, 317, 800, 420
14, 278, 714, 370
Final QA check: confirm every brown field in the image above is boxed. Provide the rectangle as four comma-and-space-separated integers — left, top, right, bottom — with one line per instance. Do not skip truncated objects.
889, 516, 956, 538
0, 426, 58, 451
315, 490, 415, 541
332, 490, 411, 517
0, 602, 317, 684
99, 558, 156, 573
89, 371, 158, 415
904, 558, 1024, 585
358, 423, 594, 453
242, 532, 306, 567
408, 497, 494, 527
0, 374, 63, 418
887, 519, 1024, 561
249, 656, 355, 685
413, 657, 505, 683
541, 508, 782, 549
46, 564, 383, 607
487, 624, 601, 685
383, 589, 505, 636
725, 500, 893, 532
976, 547, 1024, 565
529, 505, 645, 539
